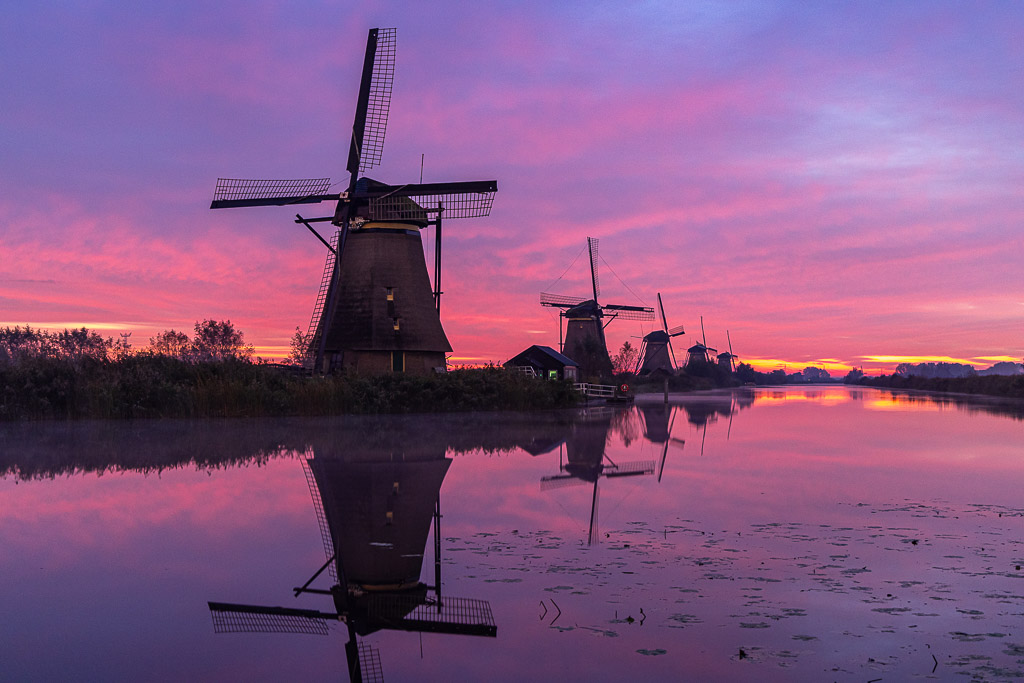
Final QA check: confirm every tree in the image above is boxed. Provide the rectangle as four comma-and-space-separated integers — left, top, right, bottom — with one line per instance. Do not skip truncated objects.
149, 329, 191, 360
191, 319, 254, 362
288, 326, 312, 366
0, 325, 46, 365
802, 366, 831, 381
735, 362, 758, 384
147, 320, 253, 362
611, 341, 638, 375
54, 327, 112, 365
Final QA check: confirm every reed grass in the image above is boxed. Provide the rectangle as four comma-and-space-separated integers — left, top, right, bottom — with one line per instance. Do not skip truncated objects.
0, 356, 578, 420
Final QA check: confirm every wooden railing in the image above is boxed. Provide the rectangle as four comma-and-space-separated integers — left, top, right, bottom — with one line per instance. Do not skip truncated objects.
573, 383, 617, 398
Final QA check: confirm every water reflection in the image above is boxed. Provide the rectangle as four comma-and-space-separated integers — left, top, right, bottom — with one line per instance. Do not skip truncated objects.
2, 387, 1023, 681
541, 408, 656, 545
208, 440, 497, 683
1, 387, 1017, 483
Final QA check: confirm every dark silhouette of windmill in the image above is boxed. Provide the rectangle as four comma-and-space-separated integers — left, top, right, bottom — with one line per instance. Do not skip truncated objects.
540, 237, 654, 379
208, 447, 496, 683
716, 330, 738, 372
684, 316, 717, 370
540, 410, 654, 544
635, 293, 685, 376
210, 27, 497, 375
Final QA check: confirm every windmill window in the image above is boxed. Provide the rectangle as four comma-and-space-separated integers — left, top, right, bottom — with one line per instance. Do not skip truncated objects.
391, 351, 405, 372
386, 288, 394, 301
393, 318, 400, 331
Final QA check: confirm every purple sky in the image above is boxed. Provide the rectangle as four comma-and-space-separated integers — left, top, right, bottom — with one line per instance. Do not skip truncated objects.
2, 1, 1022, 372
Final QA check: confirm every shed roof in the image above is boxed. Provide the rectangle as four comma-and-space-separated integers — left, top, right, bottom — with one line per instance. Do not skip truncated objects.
505, 344, 579, 368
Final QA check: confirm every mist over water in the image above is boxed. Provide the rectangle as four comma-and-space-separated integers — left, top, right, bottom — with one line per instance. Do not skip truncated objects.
2, 387, 1022, 681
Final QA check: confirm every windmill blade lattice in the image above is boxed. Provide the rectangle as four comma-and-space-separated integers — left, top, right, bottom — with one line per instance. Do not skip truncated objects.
358, 642, 384, 683
211, 178, 334, 209
603, 460, 656, 477
540, 292, 588, 308
366, 594, 497, 637
602, 304, 655, 321
208, 602, 335, 635
367, 181, 497, 220
540, 474, 590, 491
358, 27, 396, 174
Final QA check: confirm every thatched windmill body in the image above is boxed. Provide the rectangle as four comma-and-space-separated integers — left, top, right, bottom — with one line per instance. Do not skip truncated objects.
635, 293, 685, 376
210, 28, 497, 375
540, 237, 654, 379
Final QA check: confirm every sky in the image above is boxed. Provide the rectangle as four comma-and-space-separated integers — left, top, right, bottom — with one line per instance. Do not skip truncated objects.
1, 1, 1022, 374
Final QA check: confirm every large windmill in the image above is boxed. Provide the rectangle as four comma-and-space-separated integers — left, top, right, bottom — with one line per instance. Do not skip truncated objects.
540, 237, 654, 379
210, 28, 498, 375
635, 293, 685, 376
208, 448, 496, 683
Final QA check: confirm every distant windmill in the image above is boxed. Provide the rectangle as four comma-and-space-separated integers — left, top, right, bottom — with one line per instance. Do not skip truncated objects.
540, 237, 654, 378
210, 28, 498, 375
716, 330, 738, 372
208, 450, 496, 683
684, 316, 717, 369
540, 412, 655, 544
635, 293, 685, 375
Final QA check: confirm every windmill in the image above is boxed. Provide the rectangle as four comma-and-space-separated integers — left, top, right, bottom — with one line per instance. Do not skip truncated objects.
635, 293, 685, 376
210, 28, 498, 375
208, 449, 496, 683
540, 411, 655, 544
684, 316, 717, 370
716, 330, 738, 372
540, 237, 654, 379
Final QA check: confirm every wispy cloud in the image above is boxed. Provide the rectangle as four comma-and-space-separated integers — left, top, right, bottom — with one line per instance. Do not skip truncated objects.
2, 1, 1022, 367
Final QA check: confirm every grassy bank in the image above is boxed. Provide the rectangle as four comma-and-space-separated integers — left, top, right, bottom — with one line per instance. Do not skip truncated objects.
0, 355, 578, 420
850, 373, 1024, 399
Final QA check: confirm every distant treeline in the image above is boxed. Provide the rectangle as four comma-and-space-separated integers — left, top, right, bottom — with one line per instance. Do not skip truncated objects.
848, 372, 1024, 399
0, 324, 577, 420
625, 361, 838, 391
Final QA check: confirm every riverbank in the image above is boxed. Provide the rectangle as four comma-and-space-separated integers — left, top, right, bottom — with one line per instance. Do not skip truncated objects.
0, 356, 578, 420
850, 372, 1024, 399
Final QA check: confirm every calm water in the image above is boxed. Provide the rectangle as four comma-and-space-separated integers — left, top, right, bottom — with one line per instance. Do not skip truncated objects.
2, 387, 1023, 682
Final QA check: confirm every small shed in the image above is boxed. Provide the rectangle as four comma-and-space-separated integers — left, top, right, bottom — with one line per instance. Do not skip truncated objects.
504, 345, 579, 381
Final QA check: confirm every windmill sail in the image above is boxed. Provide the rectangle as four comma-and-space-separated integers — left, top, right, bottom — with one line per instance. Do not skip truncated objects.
210, 178, 335, 209
348, 28, 396, 178
357, 27, 396, 174
366, 180, 498, 220
208, 602, 336, 635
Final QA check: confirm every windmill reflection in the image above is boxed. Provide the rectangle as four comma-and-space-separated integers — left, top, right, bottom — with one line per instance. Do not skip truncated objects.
678, 390, 754, 455
208, 444, 495, 683
541, 408, 658, 545
636, 404, 686, 481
